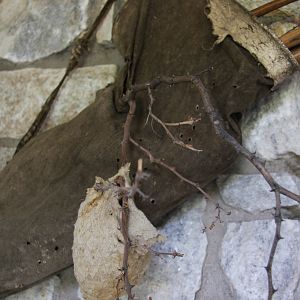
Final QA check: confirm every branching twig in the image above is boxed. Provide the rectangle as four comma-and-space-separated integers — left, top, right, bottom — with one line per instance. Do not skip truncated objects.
14, 0, 117, 155
130, 137, 212, 201
122, 73, 300, 299
190, 76, 288, 300
202, 203, 231, 233
147, 87, 203, 153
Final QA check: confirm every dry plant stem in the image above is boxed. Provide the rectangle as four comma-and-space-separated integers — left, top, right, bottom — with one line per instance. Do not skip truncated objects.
121, 99, 137, 164
147, 248, 184, 258
125, 74, 300, 299
281, 27, 300, 49
14, 0, 117, 155
117, 175, 134, 300
191, 77, 300, 204
129, 137, 212, 200
266, 190, 282, 299
147, 87, 203, 153
251, 0, 299, 17
191, 77, 286, 299
164, 117, 201, 127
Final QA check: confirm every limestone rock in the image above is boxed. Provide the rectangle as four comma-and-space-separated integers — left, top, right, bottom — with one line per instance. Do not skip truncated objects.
0, 0, 110, 63
96, 3, 114, 43
73, 164, 161, 300
242, 71, 300, 162
221, 220, 300, 300
4, 276, 60, 300
217, 173, 300, 213
121, 195, 207, 300
0, 65, 117, 139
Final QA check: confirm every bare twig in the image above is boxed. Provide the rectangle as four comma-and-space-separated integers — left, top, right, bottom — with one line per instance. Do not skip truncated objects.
147, 87, 203, 153
147, 247, 184, 258
115, 175, 135, 300
280, 26, 300, 49
123, 73, 300, 299
14, 0, 117, 155
121, 99, 137, 164
130, 137, 212, 200
202, 203, 231, 233
164, 117, 201, 127
266, 190, 282, 299
251, 0, 299, 17
190, 76, 288, 299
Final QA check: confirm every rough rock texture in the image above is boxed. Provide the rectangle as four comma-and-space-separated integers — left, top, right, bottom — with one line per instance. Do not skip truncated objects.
5, 276, 60, 300
121, 195, 207, 300
242, 71, 300, 162
237, 0, 300, 36
218, 173, 300, 212
0, 65, 117, 139
221, 220, 300, 300
73, 165, 161, 300
0, 0, 111, 63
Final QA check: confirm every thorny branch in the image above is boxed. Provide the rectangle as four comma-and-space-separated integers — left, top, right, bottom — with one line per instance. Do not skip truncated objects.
202, 203, 231, 233
115, 159, 184, 299
14, 0, 117, 155
122, 74, 300, 300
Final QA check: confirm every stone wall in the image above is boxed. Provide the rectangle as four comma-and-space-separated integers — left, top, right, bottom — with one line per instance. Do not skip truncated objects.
1, 1, 300, 299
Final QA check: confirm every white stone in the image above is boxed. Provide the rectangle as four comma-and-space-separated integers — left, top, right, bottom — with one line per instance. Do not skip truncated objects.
221, 220, 300, 300
0, 0, 94, 62
242, 71, 300, 162
96, 3, 114, 43
217, 173, 300, 213
121, 195, 207, 300
5, 276, 60, 300
0, 65, 117, 139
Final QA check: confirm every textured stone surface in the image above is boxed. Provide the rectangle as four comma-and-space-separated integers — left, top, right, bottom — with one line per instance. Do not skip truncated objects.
0, 0, 98, 63
237, 0, 300, 36
5, 276, 60, 300
242, 71, 300, 162
96, 3, 114, 43
0, 65, 117, 139
221, 220, 300, 300
121, 196, 207, 300
218, 173, 300, 212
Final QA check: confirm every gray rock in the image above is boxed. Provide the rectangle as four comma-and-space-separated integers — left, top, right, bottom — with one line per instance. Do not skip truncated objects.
0, 0, 113, 63
242, 71, 300, 162
0, 65, 117, 139
120, 195, 207, 300
5, 276, 60, 300
217, 173, 300, 213
221, 220, 300, 300
96, 2, 114, 44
